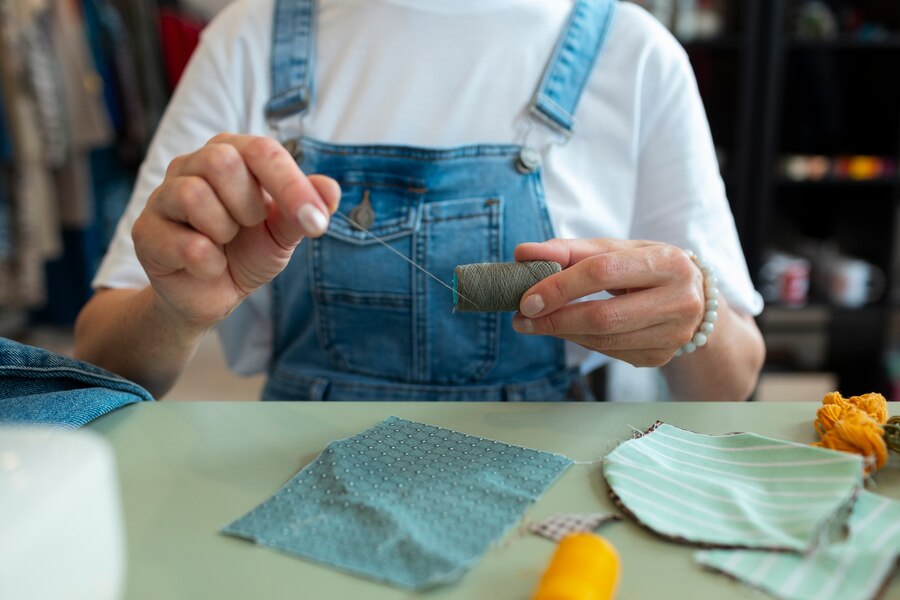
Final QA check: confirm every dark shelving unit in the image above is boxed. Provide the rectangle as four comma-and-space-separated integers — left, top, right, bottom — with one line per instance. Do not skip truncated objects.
675, 0, 900, 395
752, 0, 900, 394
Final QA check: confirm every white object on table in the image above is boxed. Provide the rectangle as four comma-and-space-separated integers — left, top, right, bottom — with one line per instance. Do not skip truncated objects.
0, 427, 125, 600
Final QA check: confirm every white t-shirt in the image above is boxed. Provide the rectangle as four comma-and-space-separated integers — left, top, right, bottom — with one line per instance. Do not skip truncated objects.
93, 0, 764, 376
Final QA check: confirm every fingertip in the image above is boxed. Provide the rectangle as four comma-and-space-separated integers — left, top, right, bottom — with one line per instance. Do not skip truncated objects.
309, 175, 341, 215
296, 203, 330, 237
519, 293, 545, 317
514, 241, 544, 262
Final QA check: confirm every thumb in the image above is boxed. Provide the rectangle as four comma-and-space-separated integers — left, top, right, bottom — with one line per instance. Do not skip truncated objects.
309, 174, 341, 215
266, 175, 342, 248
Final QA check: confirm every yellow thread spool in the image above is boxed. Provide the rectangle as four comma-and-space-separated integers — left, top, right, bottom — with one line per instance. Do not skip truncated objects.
532, 533, 620, 600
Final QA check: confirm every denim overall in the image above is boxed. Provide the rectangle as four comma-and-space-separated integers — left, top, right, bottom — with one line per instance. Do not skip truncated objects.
262, 0, 617, 402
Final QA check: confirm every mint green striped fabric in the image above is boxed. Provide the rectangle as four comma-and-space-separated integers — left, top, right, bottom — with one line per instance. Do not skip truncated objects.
603, 423, 864, 551
697, 491, 900, 600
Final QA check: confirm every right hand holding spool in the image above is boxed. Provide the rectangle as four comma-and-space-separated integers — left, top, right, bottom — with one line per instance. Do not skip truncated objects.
132, 134, 341, 331
511, 238, 707, 368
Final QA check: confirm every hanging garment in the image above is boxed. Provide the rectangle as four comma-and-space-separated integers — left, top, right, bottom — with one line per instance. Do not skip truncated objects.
158, 7, 204, 90
223, 416, 572, 590
50, 0, 114, 228
82, 0, 147, 158
0, 74, 13, 260
109, 0, 167, 138
0, 0, 59, 307
603, 422, 864, 551
262, 0, 618, 401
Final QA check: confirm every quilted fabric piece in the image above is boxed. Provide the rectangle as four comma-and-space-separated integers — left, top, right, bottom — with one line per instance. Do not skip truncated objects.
603, 422, 864, 551
697, 491, 900, 600
223, 416, 572, 590
528, 512, 620, 542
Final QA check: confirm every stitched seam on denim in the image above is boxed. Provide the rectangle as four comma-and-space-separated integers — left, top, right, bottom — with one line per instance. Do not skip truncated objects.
566, 0, 618, 114
327, 227, 414, 244
529, 0, 618, 135
337, 181, 428, 194
468, 199, 503, 382
413, 223, 425, 382
314, 292, 411, 309
301, 137, 521, 160
0, 366, 145, 391
533, 93, 574, 130
422, 196, 504, 223
269, 366, 575, 395
311, 236, 350, 372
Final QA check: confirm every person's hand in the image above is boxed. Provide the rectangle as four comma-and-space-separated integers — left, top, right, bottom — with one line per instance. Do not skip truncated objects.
512, 239, 707, 367
132, 133, 340, 330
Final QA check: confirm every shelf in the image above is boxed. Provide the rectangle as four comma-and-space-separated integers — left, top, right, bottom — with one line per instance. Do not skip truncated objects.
777, 177, 900, 188
787, 35, 900, 49
679, 35, 744, 50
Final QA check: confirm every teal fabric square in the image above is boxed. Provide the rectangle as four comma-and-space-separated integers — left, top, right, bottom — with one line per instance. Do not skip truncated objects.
223, 416, 572, 590
603, 422, 864, 551
697, 491, 900, 600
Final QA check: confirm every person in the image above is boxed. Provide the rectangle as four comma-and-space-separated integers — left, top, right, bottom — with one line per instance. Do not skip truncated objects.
74, 0, 765, 402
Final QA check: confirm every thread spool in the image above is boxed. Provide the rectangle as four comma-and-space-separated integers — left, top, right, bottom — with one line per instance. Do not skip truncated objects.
453, 261, 561, 312
531, 532, 620, 600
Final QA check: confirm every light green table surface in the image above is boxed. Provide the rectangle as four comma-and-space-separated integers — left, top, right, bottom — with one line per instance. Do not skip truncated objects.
89, 401, 900, 600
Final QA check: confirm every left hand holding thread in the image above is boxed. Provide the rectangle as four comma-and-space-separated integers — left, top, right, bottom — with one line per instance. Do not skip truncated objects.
512, 238, 707, 368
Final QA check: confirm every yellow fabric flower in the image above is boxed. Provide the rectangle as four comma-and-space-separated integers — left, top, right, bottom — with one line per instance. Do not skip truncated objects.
814, 403, 857, 437
813, 409, 887, 474
821, 391, 888, 424
847, 393, 888, 424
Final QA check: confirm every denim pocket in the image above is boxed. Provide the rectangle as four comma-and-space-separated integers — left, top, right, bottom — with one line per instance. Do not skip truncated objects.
311, 173, 502, 383
312, 174, 422, 381
419, 196, 503, 383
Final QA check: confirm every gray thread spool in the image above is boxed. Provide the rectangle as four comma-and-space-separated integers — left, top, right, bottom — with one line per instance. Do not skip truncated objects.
453, 261, 562, 312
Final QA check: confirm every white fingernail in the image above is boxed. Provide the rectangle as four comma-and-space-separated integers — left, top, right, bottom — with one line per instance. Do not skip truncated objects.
296, 204, 329, 236
520, 294, 544, 317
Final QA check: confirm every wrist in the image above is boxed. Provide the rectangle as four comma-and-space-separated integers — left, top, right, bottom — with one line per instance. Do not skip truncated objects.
143, 286, 215, 345
674, 250, 719, 357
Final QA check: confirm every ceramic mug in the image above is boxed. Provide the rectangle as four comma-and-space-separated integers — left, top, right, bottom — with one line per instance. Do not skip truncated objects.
827, 257, 886, 308
760, 253, 810, 307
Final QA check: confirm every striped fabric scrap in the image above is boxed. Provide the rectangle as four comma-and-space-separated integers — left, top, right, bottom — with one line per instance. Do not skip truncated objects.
603, 422, 864, 551
697, 491, 900, 600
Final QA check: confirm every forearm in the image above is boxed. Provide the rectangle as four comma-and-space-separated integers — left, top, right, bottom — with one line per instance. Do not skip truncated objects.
661, 296, 765, 402
74, 287, 210, 398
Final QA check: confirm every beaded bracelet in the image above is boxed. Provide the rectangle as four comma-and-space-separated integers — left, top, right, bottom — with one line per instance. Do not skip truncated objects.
674, 250, 719, 357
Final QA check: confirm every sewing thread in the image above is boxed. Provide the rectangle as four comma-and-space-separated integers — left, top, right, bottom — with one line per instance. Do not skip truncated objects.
453, 261, 561, 312
333, 210, 482, 309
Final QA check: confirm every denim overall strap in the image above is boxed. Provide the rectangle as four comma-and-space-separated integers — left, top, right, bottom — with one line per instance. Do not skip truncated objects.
528, 0, 618, 137
0, 338, 154, 427
265, 0, 316, 124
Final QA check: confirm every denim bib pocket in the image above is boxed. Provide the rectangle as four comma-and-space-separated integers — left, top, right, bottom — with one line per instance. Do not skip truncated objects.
311, 181, 503, 383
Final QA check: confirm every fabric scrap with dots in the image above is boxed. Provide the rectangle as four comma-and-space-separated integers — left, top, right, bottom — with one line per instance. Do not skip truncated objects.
222, 416, 572, 590
528, 512, 620, 542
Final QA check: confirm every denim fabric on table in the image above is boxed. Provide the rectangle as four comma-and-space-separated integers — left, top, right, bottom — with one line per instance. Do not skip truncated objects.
603, 422, 864, 551
0, 337, 153, 428
697, 491, 900, 600
223, 416, 572, 590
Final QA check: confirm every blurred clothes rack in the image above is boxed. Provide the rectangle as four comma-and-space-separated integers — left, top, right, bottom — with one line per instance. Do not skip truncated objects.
0, 0, 207, 330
